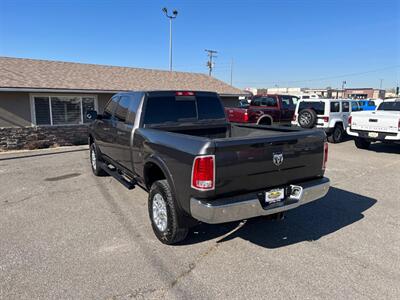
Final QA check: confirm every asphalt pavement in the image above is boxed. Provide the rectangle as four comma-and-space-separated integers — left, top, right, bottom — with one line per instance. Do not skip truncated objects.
0, 141, 399, 299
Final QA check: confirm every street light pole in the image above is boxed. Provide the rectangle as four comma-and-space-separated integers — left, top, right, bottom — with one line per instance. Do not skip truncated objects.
162, 8, 178, 71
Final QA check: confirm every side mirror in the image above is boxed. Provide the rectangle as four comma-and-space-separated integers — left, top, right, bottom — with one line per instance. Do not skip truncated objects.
85, 110, 98, 121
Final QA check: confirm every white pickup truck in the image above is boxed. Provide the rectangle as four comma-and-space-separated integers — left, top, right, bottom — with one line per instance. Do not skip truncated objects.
347, 99, 400, 149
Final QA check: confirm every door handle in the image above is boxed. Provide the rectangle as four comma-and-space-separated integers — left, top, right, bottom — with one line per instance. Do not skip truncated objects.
103, 128, 111, 131
117, 131, 125, 135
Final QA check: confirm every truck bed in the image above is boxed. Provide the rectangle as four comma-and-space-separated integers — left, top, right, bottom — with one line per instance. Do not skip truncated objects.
139, 123, 326, 201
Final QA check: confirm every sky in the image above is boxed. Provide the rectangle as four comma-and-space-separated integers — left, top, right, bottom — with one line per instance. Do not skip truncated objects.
0, 0, 399, 89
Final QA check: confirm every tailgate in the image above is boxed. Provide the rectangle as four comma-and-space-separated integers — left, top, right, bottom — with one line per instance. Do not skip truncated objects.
226, 107, 248, 123
213, 132, 325, 197
352, 113, 399, 133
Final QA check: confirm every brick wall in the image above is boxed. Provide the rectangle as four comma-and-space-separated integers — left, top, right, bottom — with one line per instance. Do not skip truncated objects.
0, 125, 88, 151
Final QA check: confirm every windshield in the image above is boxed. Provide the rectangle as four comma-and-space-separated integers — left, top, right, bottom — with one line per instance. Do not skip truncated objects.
377, 101, 400, 111
143, 94, 226, 125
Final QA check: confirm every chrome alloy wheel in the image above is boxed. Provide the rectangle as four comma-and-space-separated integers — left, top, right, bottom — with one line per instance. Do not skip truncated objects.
299, 112, 311, 126
152, 193, 168, 232
91, 147, 97, 170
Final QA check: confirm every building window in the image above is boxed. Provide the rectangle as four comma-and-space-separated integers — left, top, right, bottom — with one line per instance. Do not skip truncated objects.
31, 95, 97, 126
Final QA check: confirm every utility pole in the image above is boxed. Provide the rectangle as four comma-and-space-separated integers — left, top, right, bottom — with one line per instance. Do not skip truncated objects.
162, 8, 178, 71
230, 58, 233, 85
341, 80, 347, 99
205, 49, 217, 76
379, 78, 383, 90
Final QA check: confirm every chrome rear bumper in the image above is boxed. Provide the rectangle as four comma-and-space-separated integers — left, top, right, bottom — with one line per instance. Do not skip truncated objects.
190, 177, 330, 224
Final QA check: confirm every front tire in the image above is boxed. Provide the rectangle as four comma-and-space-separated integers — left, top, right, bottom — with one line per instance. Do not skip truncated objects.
354, 138, 371, 149
90, 143, 107, 176
148, 180, 189, 245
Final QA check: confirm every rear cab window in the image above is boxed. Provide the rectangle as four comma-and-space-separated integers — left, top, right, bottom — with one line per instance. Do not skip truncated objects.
377, 101, 400, 111
251, 96, 278, 107
142, 92, 225, 126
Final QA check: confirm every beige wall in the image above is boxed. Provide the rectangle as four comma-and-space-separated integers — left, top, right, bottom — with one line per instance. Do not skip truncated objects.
0, 92, 116, 128
0, 92, 32, 127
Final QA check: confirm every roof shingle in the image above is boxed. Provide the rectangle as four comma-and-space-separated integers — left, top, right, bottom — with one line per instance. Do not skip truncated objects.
0, 57, 244, 95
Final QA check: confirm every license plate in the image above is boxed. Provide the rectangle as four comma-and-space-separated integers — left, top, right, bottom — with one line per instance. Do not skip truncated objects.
265, 188, 285, 204
368, 132, 379, 138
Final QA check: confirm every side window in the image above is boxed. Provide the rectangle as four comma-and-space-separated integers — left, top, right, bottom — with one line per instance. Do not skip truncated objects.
342, 101, 350, 112
281, 96, 293, 107
251, 99, 261, 106
368, 101, 375, 106
103, 96, 119, 119
330, 102, 340, 113
264, 97, 278, 107
114, 95, 131, 122
126, 93, 143, 125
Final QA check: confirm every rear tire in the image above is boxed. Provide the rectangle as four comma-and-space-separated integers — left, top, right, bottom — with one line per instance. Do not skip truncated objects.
148, 180, 189, 245
327, 125, 344, 143
354, 138, 371, 149
298, 109, 317, 128
90, 143, 107, 176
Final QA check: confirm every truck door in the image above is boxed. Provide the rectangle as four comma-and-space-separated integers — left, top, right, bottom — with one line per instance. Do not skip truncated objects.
113, 93, 143, 171
280, 95, 297, 123
96, 96, 119, 159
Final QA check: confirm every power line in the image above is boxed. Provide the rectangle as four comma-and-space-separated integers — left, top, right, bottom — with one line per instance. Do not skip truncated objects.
236, 65, 400, 85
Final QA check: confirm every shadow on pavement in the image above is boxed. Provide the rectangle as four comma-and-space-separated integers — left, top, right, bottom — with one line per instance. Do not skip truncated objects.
367, 143, 400, 154
181, 187, 376, 248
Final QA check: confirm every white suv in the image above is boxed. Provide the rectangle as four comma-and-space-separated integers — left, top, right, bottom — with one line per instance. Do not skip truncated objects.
292, 99, 360, 143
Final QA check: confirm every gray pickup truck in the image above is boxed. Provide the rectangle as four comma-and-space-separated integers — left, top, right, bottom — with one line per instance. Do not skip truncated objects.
87, 91, 330, 244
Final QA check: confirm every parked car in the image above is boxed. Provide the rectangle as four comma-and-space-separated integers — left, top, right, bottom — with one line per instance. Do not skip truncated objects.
292, 98, 361, 143
225, 94, 299, 125
347, 99, 400, 149
87, 91, 330, 244
357, 99, 377, 111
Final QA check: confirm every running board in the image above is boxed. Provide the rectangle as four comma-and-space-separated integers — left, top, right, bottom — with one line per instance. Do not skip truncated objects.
99, 162, 136, 190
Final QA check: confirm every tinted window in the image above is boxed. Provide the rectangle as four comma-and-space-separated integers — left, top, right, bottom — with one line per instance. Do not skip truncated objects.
103, 97, 119, 119
298, 101, 325, 115
197, 95, 226, 119
368, 101, 375, 106
342, 101, 350, 112
330, 102, 340, 112
251, 97, 277, 107
143, 94, 225, 125
126, 93, 142, 125
281, 95, 294, 107
114, 95, 131, 122
378, 102, 400, 111
302, 95, 310, 99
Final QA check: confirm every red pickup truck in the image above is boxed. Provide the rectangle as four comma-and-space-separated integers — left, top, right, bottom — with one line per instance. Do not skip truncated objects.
225, 94, 299, 125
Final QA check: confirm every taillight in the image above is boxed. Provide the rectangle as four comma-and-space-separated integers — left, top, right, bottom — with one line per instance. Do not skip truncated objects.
348, 116, 352, 127
322, 142, 328, 170
243, 111, 249, 122
191, 155, 215, 190
176, 91, 194, 96
323, 116, 329, 122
